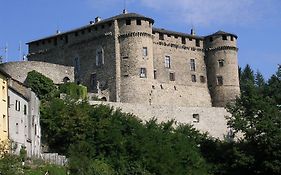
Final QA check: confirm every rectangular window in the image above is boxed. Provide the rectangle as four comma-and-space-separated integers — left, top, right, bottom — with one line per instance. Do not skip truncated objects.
140, 68, 147, 78
169, 72, 175, 81
143, 47, 148, 57
217, 76, 223, 85
209, 37, 213, 42
193, 114, 200, 123
126, 20, 131, 25
222, 35, 227, 40
24, 105, 27, 115
91, 73, 97, 90
231, 36, 234, 41
65, 35, 69, 44
190, 59, 196, 71
15, 100, 20, 111
165, 55, 171, 68
16, 123, 19, 134
123, 57, 128, 60
3, 115, 6, 131
218, 59, 224, 67
137, 19, 141, 25
181, 37, 186, 44
154, 70, 157, 79
191, 74, 196, 82
159, 33, 164, 40
200, 76, 206, 83
196, 39, 200, 47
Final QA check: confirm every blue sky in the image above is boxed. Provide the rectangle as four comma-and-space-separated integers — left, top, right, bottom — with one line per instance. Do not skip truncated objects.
0, 0, 280, 79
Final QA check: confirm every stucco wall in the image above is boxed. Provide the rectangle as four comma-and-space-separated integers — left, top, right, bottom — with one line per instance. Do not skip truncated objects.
89, 101, 232, 139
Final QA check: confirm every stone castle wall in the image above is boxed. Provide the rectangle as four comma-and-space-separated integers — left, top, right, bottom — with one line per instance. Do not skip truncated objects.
0, 61, 74, 85
27, 12, 240, 107
89, 101, 231, 139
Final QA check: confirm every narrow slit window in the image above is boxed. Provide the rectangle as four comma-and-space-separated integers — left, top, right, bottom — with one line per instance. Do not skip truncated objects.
190, 59, 196, 71
191, 75, 196, 82
137, 19, 141, 25
217, 76, 223, 85
169, 72, 175, 81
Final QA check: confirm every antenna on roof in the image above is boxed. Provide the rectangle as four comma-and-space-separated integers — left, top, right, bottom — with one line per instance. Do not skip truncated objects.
4, 43, 8, 62
190, 18, 196, 36
18, 41, 22, 61
123, 0, 128, 14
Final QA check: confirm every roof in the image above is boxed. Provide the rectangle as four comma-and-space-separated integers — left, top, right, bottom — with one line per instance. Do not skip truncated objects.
153, 27, 204, 39
27, 12, 154, 44
0, 67, 11, 78
206, 30, 238, 38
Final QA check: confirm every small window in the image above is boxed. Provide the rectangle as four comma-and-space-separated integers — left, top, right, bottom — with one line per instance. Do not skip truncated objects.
140, 68, 147, 78
123, 57, 128, 60
48, 39, 51, 44
65, 35, 69, 44
108, 22, 112, 27
96, 47, 104, 66
16, 123, 19, 134
231, 36, 234, 41
165, 55, 171, 68
190, 59, 196, 71
159, 33, 164, 40
91, 73, 97, 91
182, 37, 186, 44
191, 75, 196, 82
136, 19, 141, 25
3, 115, 6, 131
167, 34, 171, 37
193, 114, 199, 123
24, 105, 27, 115
126, 20, 131, 25
15, 100, 20, 111
200, 76, 206, 83
218, 60, 224, 67
75, 32, 78, 36
54, 38, 57, 46
154, 70, 157, 79
88, 28, 91, 33
143, 47, 148, 57
217, 76, 223, 85
42, 40, 45, 45
222, 35, 227, 40
209, 37, 213, 42
169, 72, 175, 81
189, 38, 192, 41
196, 39, 200, 47
174, 35, 178, 39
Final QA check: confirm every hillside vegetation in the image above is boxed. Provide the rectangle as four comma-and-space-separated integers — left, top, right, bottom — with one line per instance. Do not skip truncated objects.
2, 65, 279, 175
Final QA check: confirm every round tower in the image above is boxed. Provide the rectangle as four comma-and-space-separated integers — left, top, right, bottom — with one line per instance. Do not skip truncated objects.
204, 31, 240, 107
117, 13, 155, 104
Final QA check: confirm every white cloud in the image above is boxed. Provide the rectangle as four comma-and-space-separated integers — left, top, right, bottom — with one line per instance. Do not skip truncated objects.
138, 0, 276, 26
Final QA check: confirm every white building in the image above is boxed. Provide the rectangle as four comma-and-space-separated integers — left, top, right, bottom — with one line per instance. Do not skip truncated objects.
8, 78, 41, 158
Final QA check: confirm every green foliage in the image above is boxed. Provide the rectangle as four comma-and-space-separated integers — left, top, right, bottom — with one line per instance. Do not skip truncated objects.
26, 70, 57, 100
41, 98, 211, 174
59, 82, 87, 100
225, 65, 281, 175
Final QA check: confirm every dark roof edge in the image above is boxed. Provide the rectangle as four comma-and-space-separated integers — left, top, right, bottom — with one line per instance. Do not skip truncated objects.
152, 28, 204, 39
27, 13, 154, 44
205, 31, 238, 39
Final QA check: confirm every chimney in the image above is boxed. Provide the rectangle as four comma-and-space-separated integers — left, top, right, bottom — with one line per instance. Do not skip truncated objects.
191, 28, 195, 36
123, 9, 128, 14
95, 16, 101, 23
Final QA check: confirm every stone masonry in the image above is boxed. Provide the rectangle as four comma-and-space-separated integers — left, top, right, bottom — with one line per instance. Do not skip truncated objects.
27, 11, 240, 107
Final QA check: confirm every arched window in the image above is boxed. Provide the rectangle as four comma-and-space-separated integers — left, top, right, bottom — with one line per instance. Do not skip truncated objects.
96, 47, 104, 66
63, 77, 70, 83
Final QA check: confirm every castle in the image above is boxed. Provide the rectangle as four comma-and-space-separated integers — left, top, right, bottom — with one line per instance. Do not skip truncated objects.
26, 11, 240, 108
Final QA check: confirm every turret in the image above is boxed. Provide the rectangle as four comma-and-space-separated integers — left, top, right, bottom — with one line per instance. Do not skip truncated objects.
204, 31, 240, 107
116, 13, 155, 104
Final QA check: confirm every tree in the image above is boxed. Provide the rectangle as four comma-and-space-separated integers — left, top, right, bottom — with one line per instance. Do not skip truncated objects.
226, 65, 281, 174
25, 70, 57, 100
